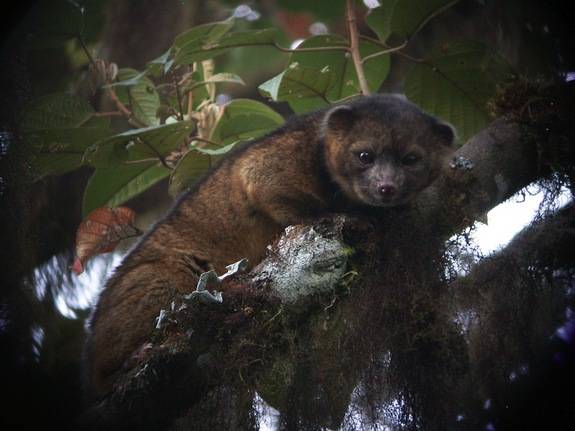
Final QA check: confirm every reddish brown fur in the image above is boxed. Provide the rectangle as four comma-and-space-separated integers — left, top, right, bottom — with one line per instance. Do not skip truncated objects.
84, 95, 455, 399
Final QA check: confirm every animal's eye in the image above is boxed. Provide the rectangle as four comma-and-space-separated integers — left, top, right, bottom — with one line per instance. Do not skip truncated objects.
358, 151, 374, 164
402, 153, 420, 166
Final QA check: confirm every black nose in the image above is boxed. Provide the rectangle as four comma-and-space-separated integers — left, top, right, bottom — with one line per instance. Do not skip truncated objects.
379, 184, 397, 198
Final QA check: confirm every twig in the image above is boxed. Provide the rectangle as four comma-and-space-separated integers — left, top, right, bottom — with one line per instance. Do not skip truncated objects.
123, 158, 161, 165
273, 43, 349, 53
346, 0, 370, 95
138, 139, 172, 170
92, 111, 124, 117
189, 136, 220, 147
361, 40, 408, 63
107, 86, 134, 118
174, 77, 185, 120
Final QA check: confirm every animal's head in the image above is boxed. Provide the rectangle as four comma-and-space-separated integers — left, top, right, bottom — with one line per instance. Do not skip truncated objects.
322, 94, 455, 207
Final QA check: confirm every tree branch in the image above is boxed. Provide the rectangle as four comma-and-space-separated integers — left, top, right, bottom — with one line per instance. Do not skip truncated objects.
346, 0, 371, 95
83, 82, 575, 428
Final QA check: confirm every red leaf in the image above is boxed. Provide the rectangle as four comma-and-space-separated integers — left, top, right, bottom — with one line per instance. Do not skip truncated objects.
72, 207, 142, 274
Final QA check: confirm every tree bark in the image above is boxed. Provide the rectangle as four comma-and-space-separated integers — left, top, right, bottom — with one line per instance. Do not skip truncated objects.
84, 82, 575, 429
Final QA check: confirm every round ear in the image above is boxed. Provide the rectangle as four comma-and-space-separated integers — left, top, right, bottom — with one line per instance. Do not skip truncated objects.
323, 105, 357, 134
433, 121, 457, 146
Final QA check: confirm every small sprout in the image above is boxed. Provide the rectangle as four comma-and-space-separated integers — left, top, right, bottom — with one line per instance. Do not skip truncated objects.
106, 63, 118, 81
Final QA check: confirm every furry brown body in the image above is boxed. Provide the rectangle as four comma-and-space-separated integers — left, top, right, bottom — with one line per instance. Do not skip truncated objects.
84, 95, 455, 399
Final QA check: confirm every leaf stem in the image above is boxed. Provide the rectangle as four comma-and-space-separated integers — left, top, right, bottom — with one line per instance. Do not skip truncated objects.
272, 43, 349, 53
123, 158, 160, 165
174, 76, 185, 120
139, 139, 172, 170
189, 136, 220, 147
346, 0, 370, 95
361, 40, 408, 63
92, 111, 124, 117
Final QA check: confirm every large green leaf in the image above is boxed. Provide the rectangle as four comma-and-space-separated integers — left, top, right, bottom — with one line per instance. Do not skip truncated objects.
404, 41, 511, 142
82, 162, 171, 216
20, 93, 95, 132
367, 0, 461, 43
211, 99, 284, 146
154, 19, 235, 73
365, 0, 400, 43
115, 68, 160, 126
391, 0, 460, 40
173, 18, 236, 51
259, 64, 335, 113
168, 150, 212, 197
284, 35, 390, 111
84, 121, 194, 167
24, 127, 112, 180
174, 29, 277, 65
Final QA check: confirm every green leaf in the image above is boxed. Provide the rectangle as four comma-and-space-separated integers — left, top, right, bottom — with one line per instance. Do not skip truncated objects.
107, 70, 148, 87
186, 72, 246, 108
192, 141, 238, 156
191, 72, 246, 88
286, 35, 390, 111
147, 49, 174, 75
211, 99, 284, 146
24, 127, 112, 180
115, 68, 160, 126
20, 93, 95, 132
168, 150, 212, 197
365, 1, 399, 43
82, 162, 170, 216
173, 18, 236, 50
174, 29, 277, 65
404, 41, 511, 142
84, 121, 194, 167
391, 0, 460, 40
259, 64, 335, 113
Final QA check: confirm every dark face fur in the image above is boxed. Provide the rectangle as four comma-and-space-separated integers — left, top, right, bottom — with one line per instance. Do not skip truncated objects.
322, 95, 455, 207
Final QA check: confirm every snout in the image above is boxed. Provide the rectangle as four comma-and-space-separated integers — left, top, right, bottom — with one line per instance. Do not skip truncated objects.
378, 183, 397, 200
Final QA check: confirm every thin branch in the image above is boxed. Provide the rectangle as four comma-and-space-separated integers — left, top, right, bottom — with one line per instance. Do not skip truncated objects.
187, 90, 194, 120
272, 43, 349, 53
138, 139, 172, 170
189, 136, 220, 147
174, 77, 185, 120
77, 34, 97, 69
92, 111, 124, 117
346, 0, 370, 95
361, 40, 409, 63
122, 158, 161, 165
107, 86, 133, 117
